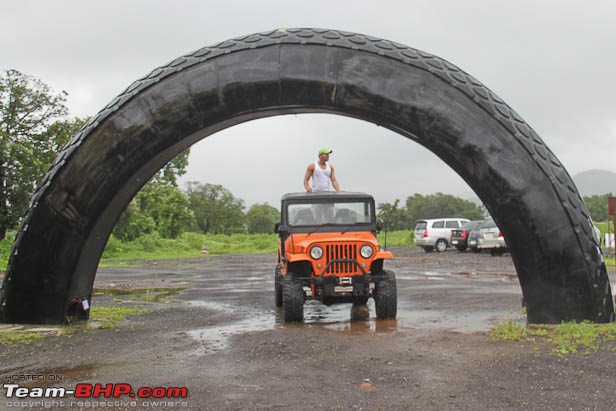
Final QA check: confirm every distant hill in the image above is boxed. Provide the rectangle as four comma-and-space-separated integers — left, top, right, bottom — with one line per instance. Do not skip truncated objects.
573, 170, 616, 196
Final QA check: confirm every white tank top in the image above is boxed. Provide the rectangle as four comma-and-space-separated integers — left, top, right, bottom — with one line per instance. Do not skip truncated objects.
312, 161, 331, 191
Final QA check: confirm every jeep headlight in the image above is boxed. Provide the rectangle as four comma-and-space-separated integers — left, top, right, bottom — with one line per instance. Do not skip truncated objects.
360, 245, 373, 258
310, 246, 323, 259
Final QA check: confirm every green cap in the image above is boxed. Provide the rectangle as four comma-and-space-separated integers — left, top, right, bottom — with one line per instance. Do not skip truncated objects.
318, 147, 333, 155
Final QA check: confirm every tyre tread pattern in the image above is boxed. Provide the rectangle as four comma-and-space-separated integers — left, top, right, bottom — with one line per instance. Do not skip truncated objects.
274, 265, 283, 308
374, 270, 398, 320
3, 28, 610, 321
282, 275, 304, 322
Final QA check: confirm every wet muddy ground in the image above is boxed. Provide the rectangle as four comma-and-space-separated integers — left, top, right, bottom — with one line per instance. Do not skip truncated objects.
2, 247, 616, 410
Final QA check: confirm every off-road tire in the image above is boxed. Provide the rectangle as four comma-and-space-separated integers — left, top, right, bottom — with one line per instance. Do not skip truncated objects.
274, 264, 283, 308
2, 28, 612, 324
283, 274, 304, 322
353, 296, 369, 305
374, 270, 397, 320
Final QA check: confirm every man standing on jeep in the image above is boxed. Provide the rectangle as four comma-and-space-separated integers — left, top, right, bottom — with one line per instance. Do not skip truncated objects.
303, 147, 341, 192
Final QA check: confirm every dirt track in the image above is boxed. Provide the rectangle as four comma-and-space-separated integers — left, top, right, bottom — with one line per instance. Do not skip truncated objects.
2, 247, 616, 410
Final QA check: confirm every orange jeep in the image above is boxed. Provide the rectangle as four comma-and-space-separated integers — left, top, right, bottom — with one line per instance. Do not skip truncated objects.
274, 191, 397, 322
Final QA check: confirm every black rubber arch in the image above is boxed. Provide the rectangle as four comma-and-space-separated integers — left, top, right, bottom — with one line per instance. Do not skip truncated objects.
0, 28, 612, 324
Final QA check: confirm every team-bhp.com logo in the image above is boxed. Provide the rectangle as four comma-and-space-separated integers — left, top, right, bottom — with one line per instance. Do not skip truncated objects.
3, 383, 188, 408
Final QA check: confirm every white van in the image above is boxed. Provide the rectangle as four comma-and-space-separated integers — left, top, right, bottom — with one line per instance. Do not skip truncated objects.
413, 218, 470, 252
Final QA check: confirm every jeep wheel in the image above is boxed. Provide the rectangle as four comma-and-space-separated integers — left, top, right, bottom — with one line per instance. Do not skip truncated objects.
374, 270, 397, 320
350, 303, 370, 321
274, 264, 283, 308
283, 274, 304, 322
435, 239, 448, 252
353, 296, 369, 305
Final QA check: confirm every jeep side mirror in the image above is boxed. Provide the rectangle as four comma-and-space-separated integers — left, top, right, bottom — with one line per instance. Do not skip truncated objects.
274, 222, 288, 236
376, 220, 384, 233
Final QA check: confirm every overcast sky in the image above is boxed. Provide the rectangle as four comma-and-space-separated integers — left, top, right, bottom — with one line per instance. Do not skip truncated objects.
2, 0, 615, 208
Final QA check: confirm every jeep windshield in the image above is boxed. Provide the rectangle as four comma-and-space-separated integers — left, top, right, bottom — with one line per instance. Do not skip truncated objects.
287, 200, 374, 228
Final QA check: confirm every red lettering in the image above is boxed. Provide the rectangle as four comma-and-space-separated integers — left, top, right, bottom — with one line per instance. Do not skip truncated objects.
74, 383, 92, 398
92, 383, 114, 398
151, 387, 166, 398
74, 383, 188, 399
166, 387, 188, 398
137, 387, 151, 398
113, 383, 132, 397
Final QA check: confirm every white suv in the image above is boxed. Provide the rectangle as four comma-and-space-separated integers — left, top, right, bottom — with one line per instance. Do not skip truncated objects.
413, 218, 470, 252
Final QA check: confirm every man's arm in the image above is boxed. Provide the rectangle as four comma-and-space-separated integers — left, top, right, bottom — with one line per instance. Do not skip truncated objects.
303, 163, 315, 192
330, 165, 341, 192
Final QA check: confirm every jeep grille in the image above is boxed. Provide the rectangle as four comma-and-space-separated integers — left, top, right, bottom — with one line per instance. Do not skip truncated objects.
325, 244, 360, 275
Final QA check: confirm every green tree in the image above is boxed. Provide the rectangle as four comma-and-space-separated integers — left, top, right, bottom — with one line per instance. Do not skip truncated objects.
185, 182, 246, 234
112, 147, 191, 240
112, 181, 193, 240
0, 69, 81, 240
150, 149, 190, 187
377, 199, 413, 231
142, 182, 194, 238
246, 203, 278, 234
39, 117, 88, 161
406, 193, 483, 221
112, 200, 157, 241
583, 194, 613, 222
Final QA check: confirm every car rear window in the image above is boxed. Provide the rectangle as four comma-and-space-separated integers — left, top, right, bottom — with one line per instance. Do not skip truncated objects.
482, 218, 497, 229
414, 221, 427, 231
462, 221, 474, 229
445, 221, 459, 229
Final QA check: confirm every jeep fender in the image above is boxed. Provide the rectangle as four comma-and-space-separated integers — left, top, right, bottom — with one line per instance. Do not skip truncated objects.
286, 253, 312, 264
374, 250, 393, 260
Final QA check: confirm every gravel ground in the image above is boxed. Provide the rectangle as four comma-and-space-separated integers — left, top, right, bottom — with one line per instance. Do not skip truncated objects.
1, 247, 616, 410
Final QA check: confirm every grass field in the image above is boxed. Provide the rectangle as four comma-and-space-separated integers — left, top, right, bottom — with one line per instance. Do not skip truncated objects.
100, 229, 414, 264
0, 228, 614, 269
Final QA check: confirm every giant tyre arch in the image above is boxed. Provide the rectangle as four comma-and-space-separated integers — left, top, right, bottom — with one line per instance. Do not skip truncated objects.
0, 29, 613, 324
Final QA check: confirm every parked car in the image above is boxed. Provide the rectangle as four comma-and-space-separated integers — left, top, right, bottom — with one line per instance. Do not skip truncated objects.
477, 217, 507, 255
467, 220, 483, 253
451, 220, 484, 251
413, 218, 470, 252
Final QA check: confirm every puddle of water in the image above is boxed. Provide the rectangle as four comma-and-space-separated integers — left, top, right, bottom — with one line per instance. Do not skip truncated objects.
185, 300, 402, 350
302, 301, 402, 334
397, 271, 518, 282
186, 300, 251, 313
93, 287, 185, 302
184, 300, 277, 351
220, 276, 264, 282
183, 294, 505, 351
396, 309, 495, 333
303, 301, 374, 326
187, 315, 276, 351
